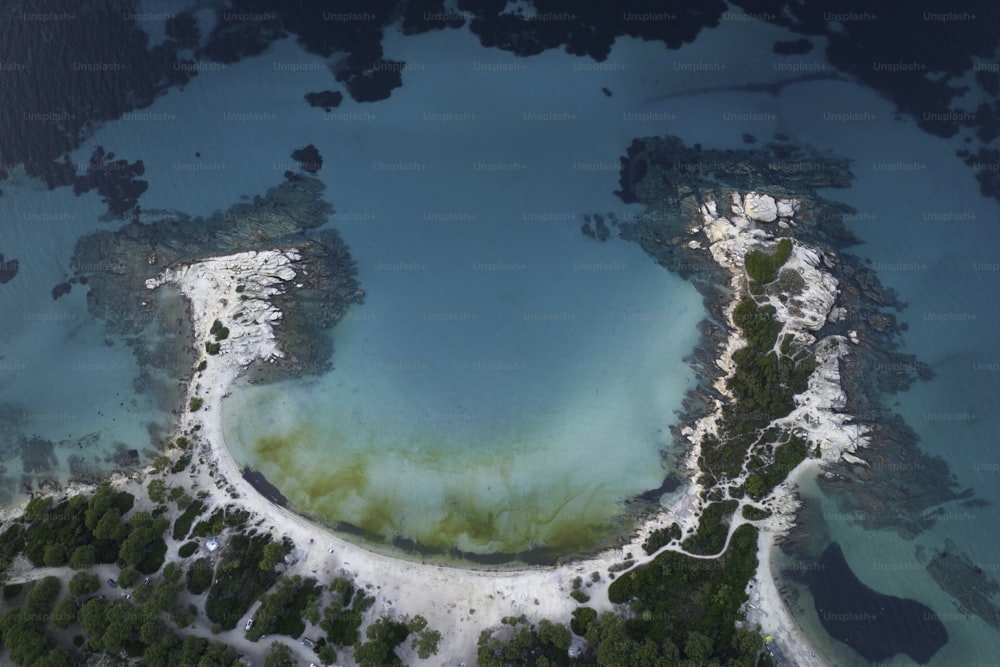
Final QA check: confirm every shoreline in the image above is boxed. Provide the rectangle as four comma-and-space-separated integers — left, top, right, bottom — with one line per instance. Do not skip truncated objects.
146, 248, 690, 664
153, 190, 844, 662
2, 190, 850, 663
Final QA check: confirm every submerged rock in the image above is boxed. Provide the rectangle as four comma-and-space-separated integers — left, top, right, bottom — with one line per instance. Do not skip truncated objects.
810, 542, 948, 664
0, 253, 19, 283
72, 173, 361, 383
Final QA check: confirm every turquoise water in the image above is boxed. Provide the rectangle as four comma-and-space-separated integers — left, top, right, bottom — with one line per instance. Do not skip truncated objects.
209, 30, 714, 555
0, 180, 175, 501
3, 6, 998, 660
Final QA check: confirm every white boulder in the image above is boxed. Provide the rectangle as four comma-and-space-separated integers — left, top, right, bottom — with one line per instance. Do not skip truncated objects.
744, 192, 778, 222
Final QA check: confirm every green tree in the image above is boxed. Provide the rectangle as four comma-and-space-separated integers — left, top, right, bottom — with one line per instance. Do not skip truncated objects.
744, 474, 765, 498
354, 616, 408, 667
118, 511, 169, 565
537, 619, 571, 651
258, 541, 286, 571
117, 567, 139, 588
315, 643, 338, 665
180, 635, 208, 666
69, 571, 100, 596
42, 543, 66, 567
264, 641, 294, 667
685, 630, 714, 663
186, 558, 214, 595
77, 599, 109, 650
414, 627, 442, 659
147, 479, 168, 503
93, 507, 127, 542
52, 598, 77, 629
162, 561, 183, 583
69, 545, 96, 570
24, 497, 52, 522
84, 483, 115, 530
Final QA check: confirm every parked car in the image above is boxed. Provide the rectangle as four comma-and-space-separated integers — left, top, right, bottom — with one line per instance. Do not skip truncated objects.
120, 593, 131, 599
143, 577, 150, 585
107, 579, 118, 588
245, 618, 254, 631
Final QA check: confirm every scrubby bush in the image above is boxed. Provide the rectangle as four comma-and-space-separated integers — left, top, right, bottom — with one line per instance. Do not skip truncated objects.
571, 607, 597, 636
178, 542, 199, 559
744, 238, 792, 284
172, 500, 205, 541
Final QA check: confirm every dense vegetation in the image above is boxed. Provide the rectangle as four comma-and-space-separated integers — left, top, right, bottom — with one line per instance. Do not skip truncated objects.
319, 577, 375, 648
606, 524, 769, 666
204, 531, 290, 630
171, 499, 206, 540
477, 615, 574, 667
246, 574, 319, 640
0, 576, 69, 666
642, 523, 682, 555
13, 484, 136, 572
700, 293, 816, 485
681, 500, 739, 556
744, 238, 792, 285
186, 557, 214, 595
743, 434, 811, 501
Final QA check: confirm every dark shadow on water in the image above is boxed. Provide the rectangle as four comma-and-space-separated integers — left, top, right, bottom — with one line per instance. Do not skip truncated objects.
242, 467, 288, 507
810, 542, 948, 664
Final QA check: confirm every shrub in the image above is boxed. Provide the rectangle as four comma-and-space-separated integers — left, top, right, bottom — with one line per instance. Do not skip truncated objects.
210, 319, 230, 341
171, 453, 193, 475
569, 589, 590, 603
189, 397, 204, 412
742, 505, 772, 521
147, 479, 167, 503
744, 238, 792, 284
172, 500, 205, 541
178, 542, 199, 558
682, 500, 739, 556
571, 607, 597, 636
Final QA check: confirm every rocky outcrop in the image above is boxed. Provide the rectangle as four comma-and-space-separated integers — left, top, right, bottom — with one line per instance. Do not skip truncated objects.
146, 249, 301, 368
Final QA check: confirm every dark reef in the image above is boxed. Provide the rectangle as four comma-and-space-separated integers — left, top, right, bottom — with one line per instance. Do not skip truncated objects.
810, 542, 947, 664
291, 144, 323, 174
72, 146, 149, 220
304, 90, 343, 111
72, 173, 362, 384
0, 253, 19, 284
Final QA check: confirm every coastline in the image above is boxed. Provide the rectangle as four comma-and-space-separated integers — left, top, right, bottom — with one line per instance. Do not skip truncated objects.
675, 191, 868, 667
145, 248, 674, 664
149, 189, 847, 662
0, 190, 852, 664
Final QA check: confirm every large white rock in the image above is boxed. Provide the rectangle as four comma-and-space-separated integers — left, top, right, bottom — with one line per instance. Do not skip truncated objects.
744, 192, 778, 222
776, 198, 798, 218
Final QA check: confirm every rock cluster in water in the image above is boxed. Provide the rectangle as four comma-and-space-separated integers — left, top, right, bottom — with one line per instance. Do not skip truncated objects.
72, 173, 362, 384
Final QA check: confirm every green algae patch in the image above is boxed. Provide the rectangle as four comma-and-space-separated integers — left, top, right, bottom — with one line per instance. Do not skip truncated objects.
241, 415, 644, 558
